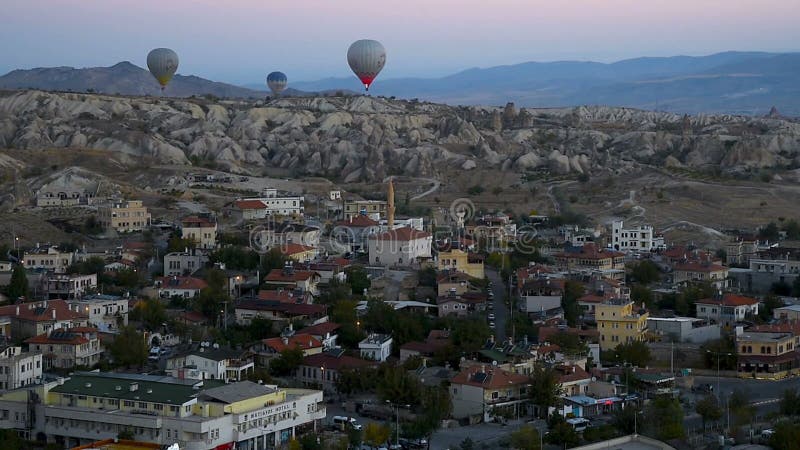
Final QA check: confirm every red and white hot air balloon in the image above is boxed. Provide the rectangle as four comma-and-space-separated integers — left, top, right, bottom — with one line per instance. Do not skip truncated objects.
347, 39, 386, 92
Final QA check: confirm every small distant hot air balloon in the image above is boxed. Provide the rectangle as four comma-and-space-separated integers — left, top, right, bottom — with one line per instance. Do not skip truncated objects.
347, 40, 386, 92
267, 72, 288, 96
147, 48, 179, 91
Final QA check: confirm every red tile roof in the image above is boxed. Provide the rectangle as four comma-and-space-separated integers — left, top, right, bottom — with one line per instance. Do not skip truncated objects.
673, 262, 727, 273
0, 300, 87, 322
262, 334, 322, 352
235, 200, 266, 210
370, 227, 431, 241
554, 243, 624, 260
556, 365, 592, 384
179, 311, 208, 324
697, 293, 758, 307
298, 322, 341, 336
235, 299, 326, 317
265, 269, 318, 283
451, 367, 529, 389
26, 330, 90, 345
538, 327, 599, 343
578, 293, 614, 304
280, 243, 317, 256
751, 321, 800, 335
300, 353, 375, 371
182, 216, 216, 228
257, 289, 309, 304
337, 215, 379, 227
156, 276, 208, 291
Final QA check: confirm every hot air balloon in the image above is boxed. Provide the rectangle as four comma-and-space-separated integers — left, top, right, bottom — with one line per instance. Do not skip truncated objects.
147, 48, 179, 91
347, 40, 386, 92
267, 72, 288, 96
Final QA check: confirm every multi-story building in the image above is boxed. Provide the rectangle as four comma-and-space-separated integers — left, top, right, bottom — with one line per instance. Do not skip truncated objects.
155, 276, 208, 299
25, 327, 103, 369
46, 273, 97, 299
554, 243, 625, 272
450, 366, 530, 422
437, 249, 485, 279
4, 372, 325, 450
736, 331, 800, 378
0, 346, 42, 390
368, 227, 432, 267
97, 200, 151, 233
671, 262, 729, 289
68, 294, 129, 332
253, 334, 323, 367
0, 300, 88, 340
343, 199, 387, 221
23, 246, 75, 274
332, 215, 381, 254
437, 271, 472, 297
181, 216, 217, 250
280, 243, 318, 262
163, 249, 208, 276
695, 293, 759, 327
610, 221, 664, 252
166, 347, 255, 382
359, 334, 392, 362
296, 350, 375, 393
726, 236, 759, 266
264, 267, 321, 296
595, 299, 649, 351
235, 199, 269, 221
259, 189, 305, 216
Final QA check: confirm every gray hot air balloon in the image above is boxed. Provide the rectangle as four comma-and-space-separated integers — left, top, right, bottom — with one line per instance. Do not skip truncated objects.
347, 40, 386, 91
267, 72, 288, 96
147, 48, 179, 90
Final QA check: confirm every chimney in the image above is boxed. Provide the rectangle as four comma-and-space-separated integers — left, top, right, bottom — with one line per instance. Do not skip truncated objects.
15, 306, 19, 316
52, 309, 56, 320
282, 336, 289, 345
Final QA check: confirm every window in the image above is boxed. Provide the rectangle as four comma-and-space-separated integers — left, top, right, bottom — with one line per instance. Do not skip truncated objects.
124, 401, 134, 407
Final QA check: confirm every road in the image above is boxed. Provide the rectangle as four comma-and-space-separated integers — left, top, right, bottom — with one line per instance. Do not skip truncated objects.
486, 268, 508, 343
410, 178, 441, 201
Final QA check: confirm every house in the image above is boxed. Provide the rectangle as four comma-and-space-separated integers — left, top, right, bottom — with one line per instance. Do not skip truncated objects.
726, 236, 759, 266
257, 289, 312, 305
695, 293, 759, 327
610, 221, 663, 252
646, 317, 721, 343
671, 262, 728, 289
333, 215, 381, 253
437, 292, 488, 317
553, 243, 625, 273
369, 227, 432, 267
464, 214, 517, 244
450, 366, 530, 422
97, 200, 151, 233
155, 276, 207, 299
736, 330, 800, 379
264, 266, 321, 296
294, 259, 350, 285
297, 322, 340, 350
23, 245, 75, 274
235, 199, 269, 220
166, 346, 255, 382
556, 365, 592, 396
399, 330, 451, 363
519, 276, 564, 316
437, 271, 472, 297
163, 249, 208, 276
774, 305, 800, 321
262, 222, 321, 248
46, 273, 97, 299
0, 346, 42, 390
296, 350, 376, 393
437, 249, 485, 279
254, 334, 323, 366
68, 294, 129, 332
26, 327, 103, 369
344, 199, 387, 221
234, 298, 327, 326
595, 299, 649, 351
249, 189, 305, 216
359, 333, 393, 362
34, 169, 100, 207
180, 216, 217, 249
280, 243, 318, 262
0, 300, 88, 340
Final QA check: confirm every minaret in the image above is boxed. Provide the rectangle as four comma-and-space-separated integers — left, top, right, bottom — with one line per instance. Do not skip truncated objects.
387, 177, 396, 229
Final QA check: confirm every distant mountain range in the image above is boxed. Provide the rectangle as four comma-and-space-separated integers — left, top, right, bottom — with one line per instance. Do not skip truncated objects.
1, 52, 799, 114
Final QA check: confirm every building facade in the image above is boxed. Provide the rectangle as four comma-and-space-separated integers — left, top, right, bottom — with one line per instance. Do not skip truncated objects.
437, 249, 485, 279
23, 246, 75, 274
368, 227, 432, 267
0, 346, 42, 390
359, 334, 392, 362
25, 328, 103, 369
68, 294, 129, 332
343, 199, 387, 221
181, 216, 218, 250
596, 299, 649, 351
610, 221, 663, 252
97, 200, 151, 233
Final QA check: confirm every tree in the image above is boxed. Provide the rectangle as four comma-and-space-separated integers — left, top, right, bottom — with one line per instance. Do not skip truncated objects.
631, 285, 655, 310
547, 332, 588, 357
602, 340, 651, 368
269, 347, 304, 376
418, 267, 437, 287
210, 246, 260, 270
130, 298, 167, 330
780, 389, 800, 416
458, 438, 475, 450
729, 389, 754, 428
346, 265, 371, 295
759, 222, 780, 242
645, 397, 685, 441
529, 365, 564, 418
769, 421, 800, 450
7, 264, 29, 300
197, 268, 230, 320
545, 414, 579, 448
510, 425, 541, 450
363, 423, 390, 448
784, 220, 800, 240
629, 260, 661, 285
260, 247, 288, 275
117, 428, 135, 440
298, 433, 322, 450
695, 394, 722, 432
760, 295, 785, 322
450, 317, 491, 355
562, 280, 583, 327
167, 232, 195, 253
612, 405, 641, 435
111, 326, 148, 367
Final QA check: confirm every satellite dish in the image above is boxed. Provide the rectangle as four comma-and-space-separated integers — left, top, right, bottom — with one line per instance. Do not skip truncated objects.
167, 444, 180, 450
492, 360, 498, 366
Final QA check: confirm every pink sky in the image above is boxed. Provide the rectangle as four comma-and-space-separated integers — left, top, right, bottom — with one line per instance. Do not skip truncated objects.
3, 0, 799, 83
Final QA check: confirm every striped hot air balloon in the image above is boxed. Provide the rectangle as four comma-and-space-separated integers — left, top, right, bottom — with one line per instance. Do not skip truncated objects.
267, 71, 288, 96
147, 48, 179, 91
347, 40, 386, 92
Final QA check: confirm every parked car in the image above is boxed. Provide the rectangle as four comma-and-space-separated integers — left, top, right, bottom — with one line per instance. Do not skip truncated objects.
488, 313, 495, 320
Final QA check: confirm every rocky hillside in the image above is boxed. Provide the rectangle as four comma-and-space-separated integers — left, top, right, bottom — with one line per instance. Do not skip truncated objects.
1, 90, 799, 182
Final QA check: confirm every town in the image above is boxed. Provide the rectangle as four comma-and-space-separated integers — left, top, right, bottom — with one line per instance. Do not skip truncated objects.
1, 173, 799, 450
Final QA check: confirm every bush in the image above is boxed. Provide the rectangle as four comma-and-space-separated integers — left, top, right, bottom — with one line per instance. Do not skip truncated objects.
467, 185, 485, 196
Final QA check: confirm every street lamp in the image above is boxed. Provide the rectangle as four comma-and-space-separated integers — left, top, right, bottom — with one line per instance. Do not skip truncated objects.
386, 401, 409, 447
706, 350, 732, 399
634, 409, 643, 436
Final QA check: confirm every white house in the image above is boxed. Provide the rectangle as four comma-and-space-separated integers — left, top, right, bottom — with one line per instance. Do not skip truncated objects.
181, 216, 217, 250
0, 346, 42, 390
611, 220, 664, 252
166, 347, 255, 382
23, 246, 75, 274
359, 334, 393, 362
46, 273, 97, 299
368, 227, 432, 267
695, 293, 759, 327
68, 294, 129, 332
155, 276, 208, 299
163, 249, 208, 276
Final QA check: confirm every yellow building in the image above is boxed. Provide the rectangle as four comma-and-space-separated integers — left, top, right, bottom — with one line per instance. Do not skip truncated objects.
98, 200, 151, 233
596, 299, 649, 351
437, 249, 485, 279
343, 199, 387, 220
736, 331, 800, 379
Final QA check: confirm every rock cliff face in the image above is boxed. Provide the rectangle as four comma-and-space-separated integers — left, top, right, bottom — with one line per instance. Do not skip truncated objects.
1, 90, 799, 181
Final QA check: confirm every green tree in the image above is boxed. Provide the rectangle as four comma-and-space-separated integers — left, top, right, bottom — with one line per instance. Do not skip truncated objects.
363, 423, 390, 448
612, 405, 641, 435
631, 285, 655, 310
695, 394, 722, 432
780, 388, 800, 416
197, 268, 230, 320
167, 232, 195, 252
729, 389, 754, 428
269, 347, 304, 376
451, 317, 491, 354
646, 397, 685, 441
130, 298, 167, 330
459, 438, 475, 450
7, 264, 29, 300
529, 365, 564, 418
769, 420, 800, 450
629, 260, 661, 285
545, 414, 579, 448
259, 247, 289, 275
298, 433, 322, 450
701, 338, 737, 370
68, 256, 107, 275
602, 340, 651, 368
562, 280, 583, 327
0, 428, 26, 449
760, 295, 785, 322
117, 428, 135, 440
759, 222, 780, 241
210, 246, 260, 270
346, 265, 371, 296
111, 326, 148, 367
547, 332, 588, 357
418, 267, 437, 287
510, 425, 541, 450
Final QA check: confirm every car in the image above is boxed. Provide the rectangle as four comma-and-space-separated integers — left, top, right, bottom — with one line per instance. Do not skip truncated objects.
488, 303, 494, 310
488, 313, 495, 320
489, 322, 496, 328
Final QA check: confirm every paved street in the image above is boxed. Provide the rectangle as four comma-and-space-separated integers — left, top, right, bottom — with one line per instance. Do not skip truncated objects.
486, 268, 508, 342
430, 419, 528, 450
